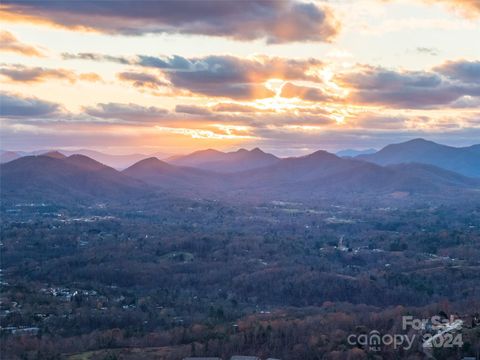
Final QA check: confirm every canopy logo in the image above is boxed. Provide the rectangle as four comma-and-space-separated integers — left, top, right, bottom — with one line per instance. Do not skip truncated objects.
347, 330, 415, 352
347, 315, 464, 354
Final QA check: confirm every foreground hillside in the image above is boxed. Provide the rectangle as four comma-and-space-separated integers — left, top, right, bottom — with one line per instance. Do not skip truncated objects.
1, 192, 480, 359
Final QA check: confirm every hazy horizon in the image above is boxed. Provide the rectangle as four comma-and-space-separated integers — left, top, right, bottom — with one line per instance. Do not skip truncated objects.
2, 136, 480, 158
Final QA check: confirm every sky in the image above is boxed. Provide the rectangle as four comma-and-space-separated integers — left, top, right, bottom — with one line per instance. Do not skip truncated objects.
0, 0, 479, 156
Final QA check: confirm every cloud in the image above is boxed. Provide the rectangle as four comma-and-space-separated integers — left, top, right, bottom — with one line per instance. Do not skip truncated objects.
0, 92, 61, 117
117, 71, 168, 89
138, 55, 192, 70
0, 30, 43, 57
0, 64, 77, 83
280, 82, 335, 102
434, 60, 480, 83
141, 55, 322, 80
1, 0, 339, 43
155, 125, 256, 140
175, 105, 212, 116
151, 55, 279, 99
450, 95, 480, 108
177, 82, 275, 100
350, 113, 409, 130
338, 65, 480, 108
83, 102, 170, 123
64, 53, 323, 99
147, 55, 322, 99
0, 64, 103, 84
423, 0, 480, 18
79, 73, 102, 82
212, 103, 264, 113
415, 47, 438, 56
62, 52, 132, 64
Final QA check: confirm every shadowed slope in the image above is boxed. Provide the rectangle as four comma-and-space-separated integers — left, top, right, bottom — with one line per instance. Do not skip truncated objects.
0, 154, 146, 204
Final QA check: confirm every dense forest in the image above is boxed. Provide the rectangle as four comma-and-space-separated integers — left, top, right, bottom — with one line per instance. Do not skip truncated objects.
1, 194, 479, 359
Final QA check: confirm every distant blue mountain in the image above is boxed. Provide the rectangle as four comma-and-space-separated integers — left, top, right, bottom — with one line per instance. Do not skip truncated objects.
336, 148, 377, 158
357, 138, 480, 178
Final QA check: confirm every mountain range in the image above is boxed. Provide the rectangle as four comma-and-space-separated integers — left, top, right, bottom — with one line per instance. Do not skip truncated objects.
357, 138, 480, 178
0, 149, 169, 170
0, 152, 144, 204
336, 148, 377, 158
3, 139, 478, 178
1, 139, 479, 205
165, 148, 280, 173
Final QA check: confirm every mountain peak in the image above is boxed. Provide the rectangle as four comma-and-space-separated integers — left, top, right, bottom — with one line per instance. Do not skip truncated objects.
358, 138, 480, 177
126, 157, 173, 171
408, 138, 428, 143
404, 138, 436, 146
305, 150, 337, 159
167, 146, 279, 173
194, 148, 224, 155
137, 157, 163, 165
234, 147, 265, 154
381, 138, 444, 153
250, 147, 264, 153
42, 151, 66, 159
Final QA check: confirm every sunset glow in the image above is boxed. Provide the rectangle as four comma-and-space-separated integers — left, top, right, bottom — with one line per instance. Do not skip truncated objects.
1, 0, 479, 155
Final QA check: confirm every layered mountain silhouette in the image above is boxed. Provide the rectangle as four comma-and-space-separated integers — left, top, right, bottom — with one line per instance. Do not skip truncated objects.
0, 154, 145, 204
59, 149, 169, 169
358, 138, 480, 178
0, 150, 21, 164
1, 139, 479, 205
228, 150, 479, 199
42, 151, 66, 159
166, 148, 280, 173
123, 157, 226, 194
336, 148, 377, 158
0, 149, 169, 169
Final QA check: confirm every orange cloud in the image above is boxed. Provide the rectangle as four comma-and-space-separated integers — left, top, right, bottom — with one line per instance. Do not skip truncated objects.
0, 30, 43, 57
0, 64, 77, 83
0, 64, 104, 84
140, 55, 323, 100
79, 73, 102, 82
212, 103, 265, 113
281, 82, 338, 102
424, 0, 480, 18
